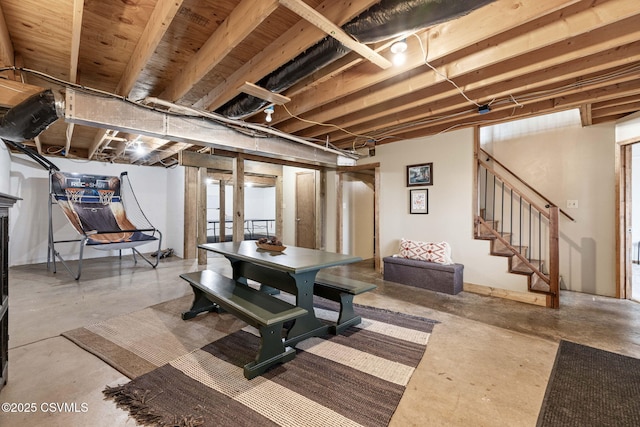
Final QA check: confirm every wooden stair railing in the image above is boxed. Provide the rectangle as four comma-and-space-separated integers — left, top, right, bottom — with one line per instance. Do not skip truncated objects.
476, 149, 563, 308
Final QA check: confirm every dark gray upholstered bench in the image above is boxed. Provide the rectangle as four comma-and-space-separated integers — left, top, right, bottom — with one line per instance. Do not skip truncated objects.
383, 256, 464, 295
180, 269, 307, 379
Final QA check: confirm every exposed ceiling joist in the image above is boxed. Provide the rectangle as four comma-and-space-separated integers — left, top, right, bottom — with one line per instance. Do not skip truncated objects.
115, 0, 184, 97
239, 82, 291, 105
160, 0, 278, 103
0, 2, 14, 81
278, 0, 392, 69
195, 0, 381, 112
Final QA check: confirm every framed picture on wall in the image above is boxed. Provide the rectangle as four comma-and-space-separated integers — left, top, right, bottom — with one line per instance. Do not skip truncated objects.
407, 162, 433, 186
410, 189, 428, 214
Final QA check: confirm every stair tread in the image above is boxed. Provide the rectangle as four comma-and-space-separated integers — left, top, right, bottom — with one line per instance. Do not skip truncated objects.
510, 259, 545, 274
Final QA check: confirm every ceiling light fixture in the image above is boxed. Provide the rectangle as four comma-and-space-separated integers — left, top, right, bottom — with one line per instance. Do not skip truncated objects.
390, 39, 407, 66
135, 141, 145, 155
264, 105, 274, 122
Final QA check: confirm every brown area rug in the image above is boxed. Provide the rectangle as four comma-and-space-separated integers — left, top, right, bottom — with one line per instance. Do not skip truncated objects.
63, 295, 437, 427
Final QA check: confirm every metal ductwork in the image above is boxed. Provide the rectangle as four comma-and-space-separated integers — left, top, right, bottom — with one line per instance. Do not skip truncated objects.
0, 89, 63, 171
217, 0, 496, 119
0, 89, 63, 142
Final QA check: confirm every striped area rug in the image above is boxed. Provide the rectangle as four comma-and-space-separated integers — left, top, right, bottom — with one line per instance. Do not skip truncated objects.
63, 295, 437, 427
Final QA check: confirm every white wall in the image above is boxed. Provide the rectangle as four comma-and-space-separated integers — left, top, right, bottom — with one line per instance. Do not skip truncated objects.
0, 141, 10, 194
165, 165, 185, 258
616, 111, 640, 143
8, 154, 173, 266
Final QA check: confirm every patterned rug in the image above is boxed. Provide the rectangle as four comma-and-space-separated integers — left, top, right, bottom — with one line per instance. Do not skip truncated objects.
537, 340, 640, 426
63, 295, 438, 427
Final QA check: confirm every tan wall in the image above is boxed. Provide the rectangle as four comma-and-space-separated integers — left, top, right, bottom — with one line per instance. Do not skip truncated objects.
353, 113, 617, 296
483, 112, 616, 296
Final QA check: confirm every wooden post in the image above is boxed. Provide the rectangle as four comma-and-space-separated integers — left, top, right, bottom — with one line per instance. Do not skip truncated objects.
548, 206, 560, 308
336, 172, 343, 254
183, 167, 197, 259
374, 166, 381, 273
318, 169, 326, 250
197, 167, 207, 265
219, 180, 226, 243
473, 126, 480, 237
275, 174, 283, 241
232, 156, 245, 242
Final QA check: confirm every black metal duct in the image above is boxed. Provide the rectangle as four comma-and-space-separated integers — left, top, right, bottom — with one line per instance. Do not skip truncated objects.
0, 89, 62, 171
217, 0, 495, 119
0, 89, 62, 142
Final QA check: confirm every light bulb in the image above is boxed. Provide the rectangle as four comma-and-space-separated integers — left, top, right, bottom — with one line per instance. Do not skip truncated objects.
393, 53, 406, 66
264, 106, 274, 123
390, 39, 407, 54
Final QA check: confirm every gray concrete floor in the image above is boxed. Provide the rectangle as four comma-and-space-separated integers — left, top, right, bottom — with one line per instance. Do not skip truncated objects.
1, 254, 640, 426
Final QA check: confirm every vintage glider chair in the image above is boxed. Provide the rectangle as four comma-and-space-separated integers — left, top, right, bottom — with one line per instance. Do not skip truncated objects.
48, 171, 162, 280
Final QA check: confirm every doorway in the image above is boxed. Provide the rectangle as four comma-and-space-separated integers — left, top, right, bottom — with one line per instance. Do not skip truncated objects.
336, 163, 381, 272
295, 171, 316, 248
617, 138, 640, 301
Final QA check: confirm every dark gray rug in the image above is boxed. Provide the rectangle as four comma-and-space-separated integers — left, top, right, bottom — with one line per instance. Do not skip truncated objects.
537, 340, 640, 427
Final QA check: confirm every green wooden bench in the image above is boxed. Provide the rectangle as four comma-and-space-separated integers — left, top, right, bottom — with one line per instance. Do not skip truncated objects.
180, 269, 307, 379
314, 272, 377, 334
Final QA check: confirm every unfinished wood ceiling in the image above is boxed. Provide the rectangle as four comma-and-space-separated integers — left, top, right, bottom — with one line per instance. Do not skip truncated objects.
0, 0, 639, 167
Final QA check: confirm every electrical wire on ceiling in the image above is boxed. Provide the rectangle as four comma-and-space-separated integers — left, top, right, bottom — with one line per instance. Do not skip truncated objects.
0, 66, 359, 160
412, 32, 481, 108
358, 61, 640, 145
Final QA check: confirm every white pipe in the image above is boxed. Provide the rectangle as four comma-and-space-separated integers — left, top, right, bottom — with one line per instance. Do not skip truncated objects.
142, 97, 358, 160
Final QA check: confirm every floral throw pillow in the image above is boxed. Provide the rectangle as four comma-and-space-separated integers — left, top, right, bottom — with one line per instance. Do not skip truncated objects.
399, 238, 453, 265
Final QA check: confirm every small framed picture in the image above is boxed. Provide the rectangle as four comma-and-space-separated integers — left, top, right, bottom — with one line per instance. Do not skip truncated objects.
407, 162, 433, 186
410, 189, 428, 214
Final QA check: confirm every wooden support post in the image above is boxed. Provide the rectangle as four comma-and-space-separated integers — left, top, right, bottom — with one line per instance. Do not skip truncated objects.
548, 206, 560, 309
336, 172, 343, 254
219, 180, 226, 243
374, 166, 381, 272
183, 167, 198, 259
275, 174, 283, 240
233, 156, 245, 242
197, 167, 207, 265
318, 169, 326, 250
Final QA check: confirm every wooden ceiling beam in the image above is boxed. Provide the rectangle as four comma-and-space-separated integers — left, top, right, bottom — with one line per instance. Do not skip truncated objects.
268, 0, 584, 126
0, 2, 14, 80
587, 100, 640, 119
295, 32, 640, 140
194, 0, 380, 111
160, 0, 279, 103
329, 77, 640, 147
272, 0, 636, 129
69, 0, 84, 83
579, 104, 593, 127
144, 142, 192, 166
0, 78, 44, 108
238, 82, 291, 105
278, 0, 391, 69
327, 72, 640, 146
87, 0, 183, 161
67, 0, 83, 159
116, 0, 183, 97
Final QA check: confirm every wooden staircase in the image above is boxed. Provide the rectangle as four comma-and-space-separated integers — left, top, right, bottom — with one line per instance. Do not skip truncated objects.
475, 148, 569, 308
475, 215, 551, 294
